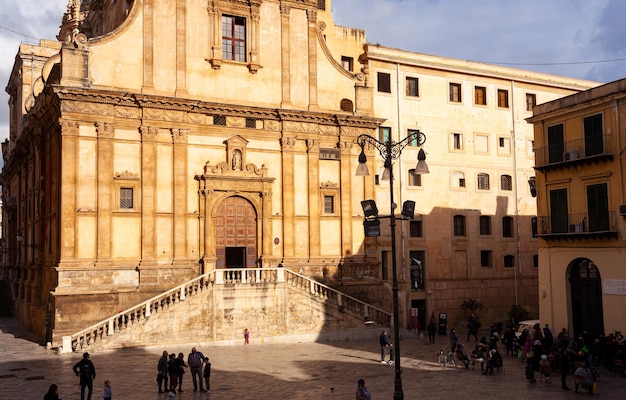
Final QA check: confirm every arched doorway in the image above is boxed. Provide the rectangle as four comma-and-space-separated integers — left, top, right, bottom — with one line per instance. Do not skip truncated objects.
568, 258, 604, 340
215, 196, 257, 268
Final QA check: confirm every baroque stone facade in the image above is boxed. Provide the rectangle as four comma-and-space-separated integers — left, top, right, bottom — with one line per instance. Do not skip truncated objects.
1, 0, 601, 346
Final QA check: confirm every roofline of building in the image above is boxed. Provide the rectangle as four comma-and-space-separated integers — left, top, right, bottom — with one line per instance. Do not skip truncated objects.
363, 44, 601, 92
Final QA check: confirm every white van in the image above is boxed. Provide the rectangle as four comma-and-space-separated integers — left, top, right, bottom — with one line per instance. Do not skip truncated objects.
515, 319, 540, 338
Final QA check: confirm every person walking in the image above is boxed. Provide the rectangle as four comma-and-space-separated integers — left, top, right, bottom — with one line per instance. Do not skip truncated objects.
379, 330, 393, 364
167, 353, 179, 397
72, 352, 96, 400
102, 380, 112, 400
244, 328, 250, 345
187, 347, 206, 392
355, 378, 371, 400
157, 351, 169, 393
449, 328, 458, 353
427, 319, 437, 344
560, 347, 572, 391
203, 357, 212, 393
176, 352, 188, 392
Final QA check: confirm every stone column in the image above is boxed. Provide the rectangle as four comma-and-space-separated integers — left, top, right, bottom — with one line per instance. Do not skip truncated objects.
306, 139, 321, 257
96, 122, 114, 262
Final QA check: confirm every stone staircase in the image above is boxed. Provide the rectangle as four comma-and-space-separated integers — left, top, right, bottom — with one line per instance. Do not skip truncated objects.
60, 268, 392, 353
0, 279, 14, 317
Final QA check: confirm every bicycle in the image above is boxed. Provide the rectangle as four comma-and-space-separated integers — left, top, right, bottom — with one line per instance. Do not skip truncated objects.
438, 349, 457, 368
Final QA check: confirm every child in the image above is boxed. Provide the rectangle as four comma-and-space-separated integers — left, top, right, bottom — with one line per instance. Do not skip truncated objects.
102, 380, 112, 400
244, 328, 250, 345
203, 357, 211, 393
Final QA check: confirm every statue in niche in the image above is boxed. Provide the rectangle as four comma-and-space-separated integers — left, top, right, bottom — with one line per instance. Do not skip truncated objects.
232, 150, 242, 170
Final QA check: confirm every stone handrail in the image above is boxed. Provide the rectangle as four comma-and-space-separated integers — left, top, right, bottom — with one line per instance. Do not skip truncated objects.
284, 270, 391, 326
62, 267, 389, 353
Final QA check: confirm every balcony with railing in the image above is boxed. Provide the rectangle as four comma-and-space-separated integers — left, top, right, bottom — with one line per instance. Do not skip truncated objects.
537, 211, 618, 240
534, 134, 613, 171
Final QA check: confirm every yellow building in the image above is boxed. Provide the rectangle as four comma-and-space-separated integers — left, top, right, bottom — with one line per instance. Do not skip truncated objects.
528, 79, 626, 340
1, 0, 601, 346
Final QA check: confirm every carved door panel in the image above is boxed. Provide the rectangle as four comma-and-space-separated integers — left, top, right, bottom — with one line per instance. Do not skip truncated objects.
215, 196, 257, 268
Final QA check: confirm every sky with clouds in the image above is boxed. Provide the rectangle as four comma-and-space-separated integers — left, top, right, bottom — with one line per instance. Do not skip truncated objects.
1, 0, 626, 141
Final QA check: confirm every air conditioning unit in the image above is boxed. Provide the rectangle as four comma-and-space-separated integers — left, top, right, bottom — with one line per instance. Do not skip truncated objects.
619, 204, 626, 216
563, 151, 579, 161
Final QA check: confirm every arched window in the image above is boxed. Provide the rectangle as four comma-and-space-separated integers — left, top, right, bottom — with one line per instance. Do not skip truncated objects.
500, 174, 512, 191
408, 169, 422, 186
451, 171, 465, 188
340, 98, 353, 112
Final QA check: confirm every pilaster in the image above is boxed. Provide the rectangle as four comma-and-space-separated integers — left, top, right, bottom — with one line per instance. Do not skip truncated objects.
306, 8, 319, 110
59, 120, 79, 262
280, 4, 292, 107
339, 141, 354, 258
175, 0, 187, 95
96, 121, 114, 262
172, 129, 188, 262
306, 139, 321, 257
140, 125, 157, 260
281, 137, 297, 257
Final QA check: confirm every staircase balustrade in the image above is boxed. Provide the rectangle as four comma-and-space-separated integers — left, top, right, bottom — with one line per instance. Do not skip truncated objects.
62, 268, 390, 353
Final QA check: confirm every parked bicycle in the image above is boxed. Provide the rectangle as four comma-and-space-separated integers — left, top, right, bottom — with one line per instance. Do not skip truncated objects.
438, 349, 457, 368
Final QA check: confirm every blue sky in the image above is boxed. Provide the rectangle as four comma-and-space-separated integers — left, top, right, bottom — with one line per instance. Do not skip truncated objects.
1, 0, 625, 141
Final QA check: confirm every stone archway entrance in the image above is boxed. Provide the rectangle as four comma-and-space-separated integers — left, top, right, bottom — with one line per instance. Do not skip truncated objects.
215, 196, 257, 268
569, 258, 604, 339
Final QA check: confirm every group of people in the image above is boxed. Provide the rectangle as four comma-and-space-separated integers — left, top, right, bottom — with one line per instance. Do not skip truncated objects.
157, 347, 212, 396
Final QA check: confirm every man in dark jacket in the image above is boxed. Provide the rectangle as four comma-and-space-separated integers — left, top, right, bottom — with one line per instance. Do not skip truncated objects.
379, 330, 393, 364
188, 347, 207, 392
72, 352, 96, 400
157, 350, 169, 393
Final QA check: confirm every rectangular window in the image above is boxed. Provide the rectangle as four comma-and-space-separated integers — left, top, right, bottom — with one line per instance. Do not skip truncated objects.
497, 89, 509, 108
504, 255, 515, 268
547, 124, 565, 164
379, 126, 391, 143
500, 175, 512, 191
583, 113, 604, 156
245, 118, 257, 129
474, 86, 487, 105
341, 56, 353, 72
531, 217, 538, 238
317, 0, 326, 10
475, 134, 489, 153
406, 77, 419, 97
480, 250, 492, 267
477, 173, 490, 190
549, 188, 569, 233
499, 137, 511, 154
453, 215, 466, 236
377, 72, 391, 93
526, 93, 536, 111
502, 216, 514, 238
323, 195, 335, 214
408, 170, 422, 186
449, 83, 462, 102
222, 15, 246, 62
479, 215, 491, 235
533, 254, 539, 268
214, 115, 227, 126
409, 220, 423, 237
120, 188, 134, 209
452, 133, 463, 150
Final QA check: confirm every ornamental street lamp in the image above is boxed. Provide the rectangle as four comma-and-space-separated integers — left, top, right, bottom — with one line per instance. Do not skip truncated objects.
355, 130, 428, 400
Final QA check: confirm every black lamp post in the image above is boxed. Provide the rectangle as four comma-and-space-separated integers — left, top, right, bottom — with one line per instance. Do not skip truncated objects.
355, 130, 428, 400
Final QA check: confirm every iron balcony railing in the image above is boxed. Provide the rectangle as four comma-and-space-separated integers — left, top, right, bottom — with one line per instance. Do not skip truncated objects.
537, 211, 617, 235
534, 134, 613, 168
